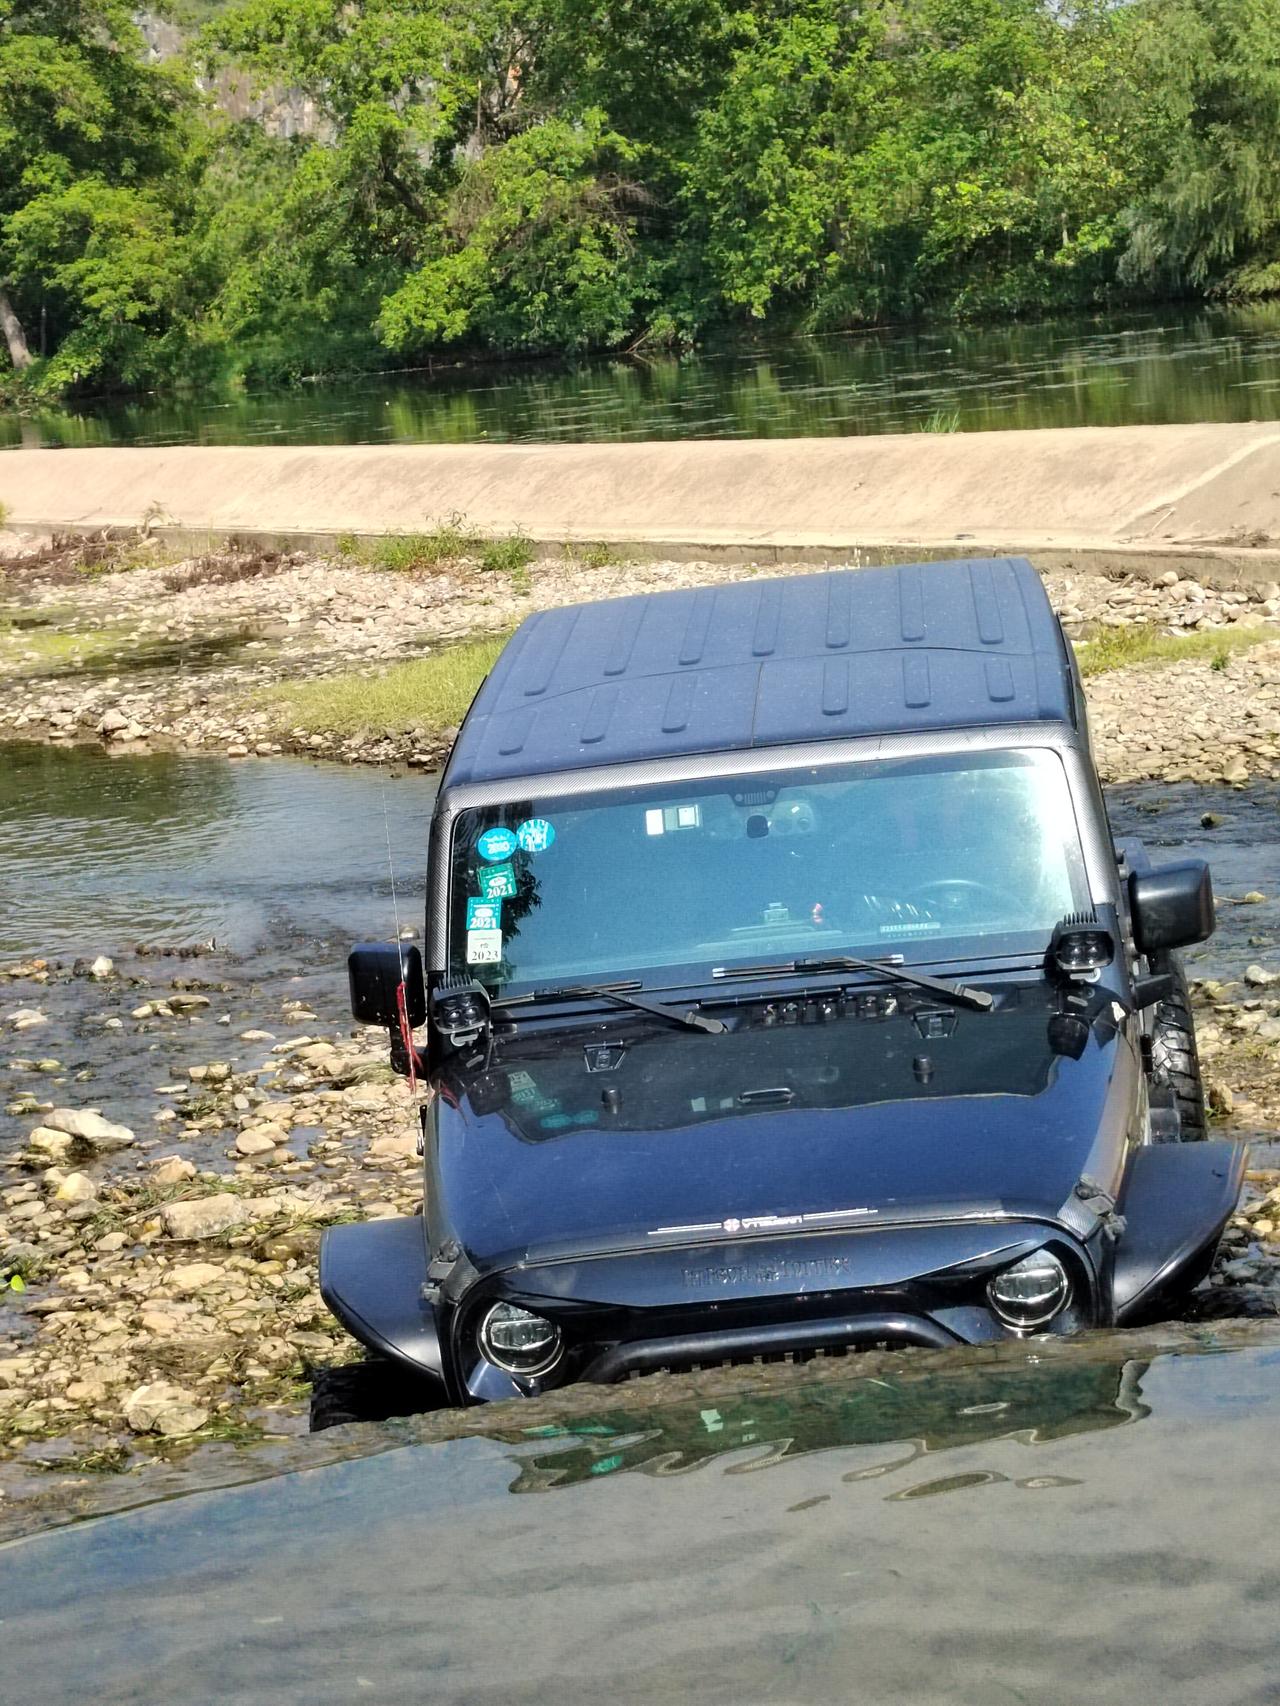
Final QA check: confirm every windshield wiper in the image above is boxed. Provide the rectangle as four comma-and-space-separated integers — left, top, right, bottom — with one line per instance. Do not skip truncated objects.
711, 955, 993, 1012
496, 981, 726, 1035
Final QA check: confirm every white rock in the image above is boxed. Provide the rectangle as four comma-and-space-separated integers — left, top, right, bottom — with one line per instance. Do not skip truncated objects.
235, 1130, 278, 1156
53, 1172, 98, 1205
98, 709, 129, 736
27, 1127, 74, 1161
168, 1261, 226, 1295
88, 955, 114, 980
42, 1107, 136, 1150
160, 1195, 252, 1240
1244, 965, 1279, 988
123, 1381, 209, 1436
152, 1156, 197, 1186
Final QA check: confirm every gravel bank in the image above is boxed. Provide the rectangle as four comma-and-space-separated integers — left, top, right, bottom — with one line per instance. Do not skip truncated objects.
3, 531, 1280, 778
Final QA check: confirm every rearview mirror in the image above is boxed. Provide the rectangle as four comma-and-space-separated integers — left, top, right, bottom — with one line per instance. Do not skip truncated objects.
1129, 860, 1214, 956
348, 942, 427, 1028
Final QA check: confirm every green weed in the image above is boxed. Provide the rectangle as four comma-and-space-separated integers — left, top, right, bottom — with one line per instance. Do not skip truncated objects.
1074, 623, 1274, 677
341, 513, 484, 572
915, 407, 961, 433
480, 531, 537, 575
260, 630, 512, 738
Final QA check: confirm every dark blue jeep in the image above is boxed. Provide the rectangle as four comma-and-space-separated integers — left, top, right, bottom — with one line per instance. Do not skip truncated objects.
318, 558, 1243, 1419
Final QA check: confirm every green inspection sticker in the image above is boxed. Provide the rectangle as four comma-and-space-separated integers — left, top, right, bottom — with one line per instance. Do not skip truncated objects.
477, 862, 517, 900
467, 897, 502, 930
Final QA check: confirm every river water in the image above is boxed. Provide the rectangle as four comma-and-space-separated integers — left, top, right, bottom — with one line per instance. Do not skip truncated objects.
8, 304, 1280, 450
4, 1321, 1280, 1703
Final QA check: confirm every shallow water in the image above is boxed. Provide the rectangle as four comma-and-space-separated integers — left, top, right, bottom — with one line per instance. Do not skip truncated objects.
4, 1322, 1279, 1703
10, 304, 1280, 450
0, 743, 436, 1155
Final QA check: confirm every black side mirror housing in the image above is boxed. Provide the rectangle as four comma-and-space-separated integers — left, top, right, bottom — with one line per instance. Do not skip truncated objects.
1129, 860, 1214, 956
348, 942, 427, 1028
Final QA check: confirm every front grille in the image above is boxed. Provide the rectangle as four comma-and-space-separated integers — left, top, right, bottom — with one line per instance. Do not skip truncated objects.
581, 1312, 958, 1385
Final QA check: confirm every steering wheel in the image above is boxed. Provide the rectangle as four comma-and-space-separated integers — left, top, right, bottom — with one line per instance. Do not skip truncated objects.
910, 878, 1006, 917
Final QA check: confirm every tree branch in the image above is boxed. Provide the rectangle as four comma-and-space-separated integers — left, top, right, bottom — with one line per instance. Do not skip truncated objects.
0, 287, 33, 370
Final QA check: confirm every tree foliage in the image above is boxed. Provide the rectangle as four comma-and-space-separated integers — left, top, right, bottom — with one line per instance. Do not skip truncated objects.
5, 0, 1280, 398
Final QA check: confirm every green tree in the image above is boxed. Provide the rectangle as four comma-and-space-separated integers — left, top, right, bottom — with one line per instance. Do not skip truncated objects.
0, 0, 197, 391
1120, 0, 1280, 297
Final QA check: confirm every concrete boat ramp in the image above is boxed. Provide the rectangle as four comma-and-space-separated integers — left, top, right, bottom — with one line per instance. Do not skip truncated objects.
4, 422, 1280, 582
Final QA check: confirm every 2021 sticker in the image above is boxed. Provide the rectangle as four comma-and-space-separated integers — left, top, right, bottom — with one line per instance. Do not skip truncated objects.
516, 818, 556, 853
477, 862, 517, 900
477, 827, 517, 862
466, 897, 502, 931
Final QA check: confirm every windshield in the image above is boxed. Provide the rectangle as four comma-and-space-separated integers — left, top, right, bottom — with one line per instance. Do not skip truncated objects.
447, 750, 1091, 993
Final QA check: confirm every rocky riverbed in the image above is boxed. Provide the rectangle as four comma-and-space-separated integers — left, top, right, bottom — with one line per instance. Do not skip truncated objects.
4, 529, 1280, 1506
4, 527, 1280, 780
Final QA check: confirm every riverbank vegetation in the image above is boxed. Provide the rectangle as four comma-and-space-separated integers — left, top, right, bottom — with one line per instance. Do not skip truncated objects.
4, 0, 1280, 401
260, 632, 510, 740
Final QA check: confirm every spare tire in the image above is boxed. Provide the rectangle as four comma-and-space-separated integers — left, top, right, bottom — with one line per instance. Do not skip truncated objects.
1149, 954, 1207, 1142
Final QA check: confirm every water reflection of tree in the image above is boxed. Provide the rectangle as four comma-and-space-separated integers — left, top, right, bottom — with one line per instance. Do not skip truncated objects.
500, 1353, 1151, 1494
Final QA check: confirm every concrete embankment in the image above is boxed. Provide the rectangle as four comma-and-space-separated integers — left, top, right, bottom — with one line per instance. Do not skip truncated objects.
7, 423, 1280, 581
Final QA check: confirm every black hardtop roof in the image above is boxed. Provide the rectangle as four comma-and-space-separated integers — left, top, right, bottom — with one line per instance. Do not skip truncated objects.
443, 557, 1073, 788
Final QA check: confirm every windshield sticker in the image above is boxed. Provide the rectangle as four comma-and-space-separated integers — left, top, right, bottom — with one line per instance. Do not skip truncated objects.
477, 862, 517, 900
645, 804, 701, 836
879, 920, 942, 936
477, 827, 517, 862
466, 927, 504, 964
516, 817, 556, 853
466, 897, 502, 931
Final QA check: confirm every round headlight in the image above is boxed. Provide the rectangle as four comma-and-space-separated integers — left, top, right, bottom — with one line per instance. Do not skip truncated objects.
988, 1251, 1071, 1329
479, 1302, 563, 1376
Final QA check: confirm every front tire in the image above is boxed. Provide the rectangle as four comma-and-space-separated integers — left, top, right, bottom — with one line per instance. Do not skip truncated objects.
1149, 955, 1207, 1142
309, 1358, 442, 1432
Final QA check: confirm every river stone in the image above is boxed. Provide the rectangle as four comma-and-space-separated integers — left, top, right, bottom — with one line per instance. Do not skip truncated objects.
367, 1133, 418, 1161
98, 709, 129, 737
1244, 965, 1280, 988
43, 1108, 136, 1151
27, 1127, 74, 1161
161, 1195, 252, 1240
123, 1381, 209, 1436
169, 1261, 226, 1295
152, 1156, 197, 1186
53, 1172, 98, 1205
235, 1129, 277, 1157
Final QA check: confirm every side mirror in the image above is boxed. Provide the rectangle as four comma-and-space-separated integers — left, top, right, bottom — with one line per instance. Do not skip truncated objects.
348, 942, 426, 1028
1129, 860, 1214, 956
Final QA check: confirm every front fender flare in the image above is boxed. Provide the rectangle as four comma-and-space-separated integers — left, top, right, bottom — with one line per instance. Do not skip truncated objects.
1114, 1141, 1246, 1322
319, 1217, 447, 1390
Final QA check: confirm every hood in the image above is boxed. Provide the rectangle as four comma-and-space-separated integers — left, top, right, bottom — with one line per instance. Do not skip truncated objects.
430, 983, 1138, 1277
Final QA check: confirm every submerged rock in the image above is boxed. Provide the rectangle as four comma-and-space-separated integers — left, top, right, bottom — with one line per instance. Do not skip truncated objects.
123, 1381, 209, 1437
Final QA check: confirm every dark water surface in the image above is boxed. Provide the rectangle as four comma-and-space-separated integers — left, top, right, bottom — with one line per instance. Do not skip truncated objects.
10, 305, 1280, 450
3, 1324, 1279, 1704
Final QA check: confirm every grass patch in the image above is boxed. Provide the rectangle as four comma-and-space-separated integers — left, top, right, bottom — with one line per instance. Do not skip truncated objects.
480, 531, 536, 576
337, 513, 484, 572
1074, 623, 1274, 677
0, 623, 129, 676
915, 407, 961, 433
261, 631, 512, 739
